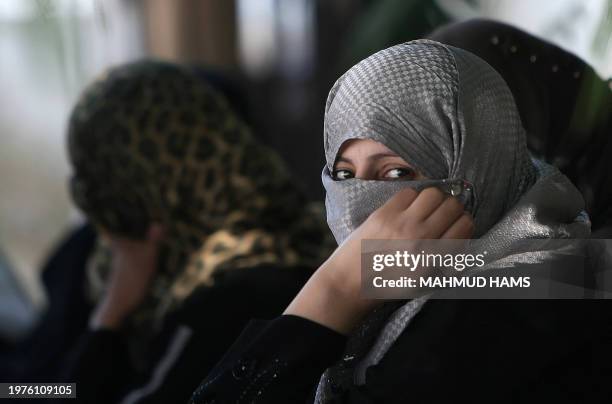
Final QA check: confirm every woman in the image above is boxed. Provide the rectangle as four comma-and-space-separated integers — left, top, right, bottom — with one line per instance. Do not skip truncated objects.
46, 61, 333, 403
189, 40, 612, 403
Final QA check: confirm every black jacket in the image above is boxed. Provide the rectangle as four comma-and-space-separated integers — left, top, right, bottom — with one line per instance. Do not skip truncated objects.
60, 264, 311, 404
190, 300, 612, 403
4, 224, 313, 404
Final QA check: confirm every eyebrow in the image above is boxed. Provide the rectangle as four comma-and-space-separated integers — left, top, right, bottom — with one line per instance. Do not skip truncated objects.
336, 152, 402, 165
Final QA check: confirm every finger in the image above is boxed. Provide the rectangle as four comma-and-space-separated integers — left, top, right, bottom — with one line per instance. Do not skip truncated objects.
440, 212, 475, 239
381, 187, 419, 212
424, 196, 465, 238
405, 187, 447, 221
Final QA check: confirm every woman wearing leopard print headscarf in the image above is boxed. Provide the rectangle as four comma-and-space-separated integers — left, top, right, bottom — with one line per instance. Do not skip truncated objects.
56, 60, 333, 404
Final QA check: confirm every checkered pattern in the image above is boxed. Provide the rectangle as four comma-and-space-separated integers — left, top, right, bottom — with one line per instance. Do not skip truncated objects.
323, 167, 473, 243
322, 39, 537, 242
316, 40, 589, 403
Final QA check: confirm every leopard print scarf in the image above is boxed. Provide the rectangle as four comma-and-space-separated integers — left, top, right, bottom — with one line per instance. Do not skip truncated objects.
67, 61, 333, 334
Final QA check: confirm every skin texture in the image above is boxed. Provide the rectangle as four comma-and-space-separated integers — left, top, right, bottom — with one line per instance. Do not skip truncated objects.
284, 139, 474, 335
90, 224, 164, 330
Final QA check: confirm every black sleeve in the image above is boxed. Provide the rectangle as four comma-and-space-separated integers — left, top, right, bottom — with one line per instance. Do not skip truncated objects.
190, 315, 347, 404
191, 300, 612, 404
60, 329, 132, 404
4, 224, 96, 383
123, 266, 320, 404
61, 265, 324, 404
325, 300, 612, 404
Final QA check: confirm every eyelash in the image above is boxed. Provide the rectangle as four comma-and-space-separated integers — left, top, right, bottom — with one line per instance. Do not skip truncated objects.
332, 167, 415, 181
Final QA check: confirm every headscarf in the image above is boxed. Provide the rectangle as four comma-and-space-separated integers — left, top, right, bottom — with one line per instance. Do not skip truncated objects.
67, 61, 333, 335
322, 39, 539, 243
316, 40, 590, 402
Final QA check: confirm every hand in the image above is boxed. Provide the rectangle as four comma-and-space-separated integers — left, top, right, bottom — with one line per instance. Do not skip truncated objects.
284, 187, 474, 335
90, 224, 164, 330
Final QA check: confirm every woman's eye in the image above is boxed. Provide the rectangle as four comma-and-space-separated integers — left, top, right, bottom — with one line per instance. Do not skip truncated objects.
383, 167, 414, 180
332, 169, 354, 180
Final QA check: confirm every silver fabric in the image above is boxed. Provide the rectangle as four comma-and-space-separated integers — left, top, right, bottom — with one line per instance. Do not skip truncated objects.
322, 39, 536, 241
323, 169, 474, 243
350, 159, 591, 387
316, 39, 590, 402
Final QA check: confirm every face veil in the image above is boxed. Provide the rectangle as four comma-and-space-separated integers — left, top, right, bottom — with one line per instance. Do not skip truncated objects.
322, 39, 539, 243
315, 40, 590, 403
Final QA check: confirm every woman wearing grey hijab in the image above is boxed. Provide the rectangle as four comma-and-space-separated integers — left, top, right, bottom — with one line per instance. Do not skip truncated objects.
190, 40, 611, 404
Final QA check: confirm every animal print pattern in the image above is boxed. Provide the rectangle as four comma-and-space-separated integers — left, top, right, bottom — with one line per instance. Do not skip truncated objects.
68, 61, 333, 328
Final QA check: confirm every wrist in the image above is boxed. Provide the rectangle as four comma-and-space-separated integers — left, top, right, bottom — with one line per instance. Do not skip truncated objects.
90, 300, 126, 330
321, 259, 381, 324
285, 259, 379, 335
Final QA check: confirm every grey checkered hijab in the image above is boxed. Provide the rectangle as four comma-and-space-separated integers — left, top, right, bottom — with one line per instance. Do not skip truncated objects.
315, 40, 590, 402
323, 39, 536, 243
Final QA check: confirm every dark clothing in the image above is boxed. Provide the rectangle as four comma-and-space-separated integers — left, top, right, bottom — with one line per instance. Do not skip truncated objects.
190, 301, 612, 403
61, 265, 311, 404
427, 19, 612, 234
0, 224, 96, 382
3, 224, 312, 404
187, 19, 612, 404
190, 315, 344, 404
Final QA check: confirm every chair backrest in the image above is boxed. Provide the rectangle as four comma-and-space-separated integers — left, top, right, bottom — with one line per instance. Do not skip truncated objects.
428, 18, 612, 234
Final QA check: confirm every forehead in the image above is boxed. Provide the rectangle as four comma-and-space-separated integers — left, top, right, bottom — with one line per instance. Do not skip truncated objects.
337, 138, 399, 158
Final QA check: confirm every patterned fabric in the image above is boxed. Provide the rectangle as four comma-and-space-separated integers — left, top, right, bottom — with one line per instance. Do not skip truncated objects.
323, 172, 474, 244
67, 61, 333, 335
316, 40, 590, 402
323, 39, 536, 241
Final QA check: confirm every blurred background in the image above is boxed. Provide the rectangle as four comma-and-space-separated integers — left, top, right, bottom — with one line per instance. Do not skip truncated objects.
1, 0, 611, 330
